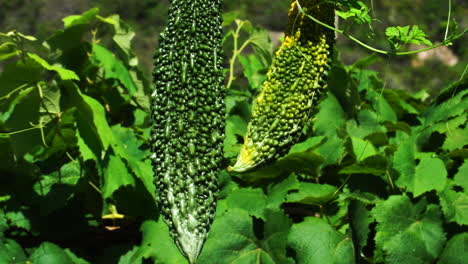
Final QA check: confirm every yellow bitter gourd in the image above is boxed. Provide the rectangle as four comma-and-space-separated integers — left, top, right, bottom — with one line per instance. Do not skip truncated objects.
230, 0, 335, 172
150, 0, 224, 263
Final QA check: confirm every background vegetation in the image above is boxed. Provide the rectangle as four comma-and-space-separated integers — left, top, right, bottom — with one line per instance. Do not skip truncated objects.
0, 1, 467, 263
1, 0, 467, 94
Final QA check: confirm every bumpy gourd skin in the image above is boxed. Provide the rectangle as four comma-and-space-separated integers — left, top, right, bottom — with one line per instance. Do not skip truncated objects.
150, 0, 224, 262
230, 0, 335, 172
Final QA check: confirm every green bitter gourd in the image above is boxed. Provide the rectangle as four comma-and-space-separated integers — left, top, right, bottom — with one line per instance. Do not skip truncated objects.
229, 0, 335, 172
150, 0, 224, 262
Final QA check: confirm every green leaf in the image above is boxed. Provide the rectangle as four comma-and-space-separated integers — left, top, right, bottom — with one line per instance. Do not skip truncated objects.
371, 195, 445, 264
62, 8, 99, 28
66, 82, 114, 157
443, 127, 468, 151
315, 134, 345, 165
91, 44, 138, 95
286, 182, 337, 205
110, 125, 154, 197
239, 54, 267, 91
130, 219, 188, 264
394, 136, 416, 189
0, 238, 27, 263
226, 187, 268, 220
315, 93, 346, 136
335, 1, 372, 25
438, 180, 468, 225
102, 153, 135, 199
351, 137, 377, 162
28, 242, 76, 264
199, 209, 293, 264
224, 115, 247, 158
437, 233, 468, 264
328, 62, 360, 117
289, 136, 325, 153
454, 160, 468, 190
287, 217, 355, 264
33, 161, 81, 213
246, 26, 273, 67
237, 145, 324, 182
266, 174, 300, 210
386, 25, 432, 51
349, 201, 374, 250
412, 156, 447, 197
27, 53, 79, 80
346, 109, 386, 139
98, 14, 138, 66
4, 211, 31, 232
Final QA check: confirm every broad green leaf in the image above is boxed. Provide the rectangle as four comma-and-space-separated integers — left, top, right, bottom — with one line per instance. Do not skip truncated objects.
438, 180, 468, 225
224, 115, 248, 158
287, 217, 355, 264
454, 160, 468, 190
386, 25, 432, 50
102, 153, 135, 199
351, 137, 377, 162
394, 136, 416, 190
239, 54, 267, 91
27, 53, 79, 80
437, 233, 468, 264
412, 156, 447, 197
35, 107, 77, 161
98, 14, 138, 66
130, 219, 188, 264
226, 187, 268, 220
347, 109, 386, 139
267, 174, 300, 210
110, 125, 154, 196
66, 82, 114, 157
443, 127, 468, 151
349, 201, 374, 250
199, 209, 293, 264
0, 238, 27, 263
315, 134, 345, 165
288, 136, 325, 153
286, 182, 337, 205
372, 195, 445, 264
4, 211, 31, 232
315, 93, 346, 136
28, 242, 76, 264
328, 62, 360, 117
38, 84, 61, 123
33, 161, 81, 213
237, 146, 324, 182
261, 211, 294, 264
62, 8, 99, 28
335, 1, 371, 25
76, 129, 98, 162
419, 88, 468, 129
246, 26, 273, 67
91, 44, 138, 95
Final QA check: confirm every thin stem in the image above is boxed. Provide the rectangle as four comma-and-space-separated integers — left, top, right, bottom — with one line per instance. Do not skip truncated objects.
444, 0, 452, 40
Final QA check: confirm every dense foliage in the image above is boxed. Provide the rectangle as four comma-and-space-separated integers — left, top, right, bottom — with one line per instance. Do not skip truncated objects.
1, 4, 467, 264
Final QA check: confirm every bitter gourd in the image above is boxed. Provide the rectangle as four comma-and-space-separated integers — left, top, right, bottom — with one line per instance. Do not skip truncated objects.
150, 0, 224, 262
229, 0, 335, 172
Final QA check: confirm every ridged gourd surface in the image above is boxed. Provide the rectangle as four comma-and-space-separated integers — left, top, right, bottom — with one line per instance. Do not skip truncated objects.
230, 0, 335, 172
150, 0, 224, 263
